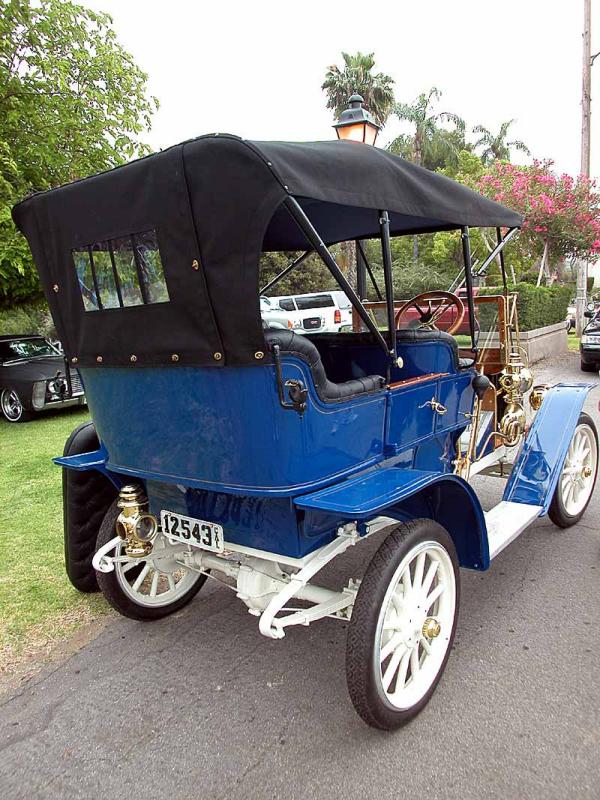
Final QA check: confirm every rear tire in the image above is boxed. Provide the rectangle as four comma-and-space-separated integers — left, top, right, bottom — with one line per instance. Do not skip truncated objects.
580, 361, 597, 373
346, 519, 459, 730
96, 501, 207, 620
548, 412, 598, 528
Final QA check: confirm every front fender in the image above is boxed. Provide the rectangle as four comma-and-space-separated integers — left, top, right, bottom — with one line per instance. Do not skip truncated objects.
295, 466, 489, 570
503, 383, 595, 512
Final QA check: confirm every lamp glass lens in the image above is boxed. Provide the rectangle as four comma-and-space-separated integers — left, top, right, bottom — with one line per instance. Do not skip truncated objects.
337, 123, 367, 143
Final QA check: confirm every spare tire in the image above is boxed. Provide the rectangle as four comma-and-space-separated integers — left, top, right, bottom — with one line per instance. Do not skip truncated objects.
63, 421, 118, 592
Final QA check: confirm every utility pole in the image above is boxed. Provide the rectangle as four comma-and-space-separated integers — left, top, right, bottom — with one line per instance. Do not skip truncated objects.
576, 0, 593, 335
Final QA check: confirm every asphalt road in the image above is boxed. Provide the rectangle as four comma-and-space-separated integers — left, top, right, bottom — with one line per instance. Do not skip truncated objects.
1, 352, 599, 800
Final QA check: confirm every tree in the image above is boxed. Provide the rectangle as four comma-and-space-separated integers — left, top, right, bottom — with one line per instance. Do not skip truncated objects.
0, 0, 158, 303
473, 160, 600, 283
259, 251, 338, 297
389, 88, 464, 262
389, 88, 465, 168
322, 52, 395, 126
472, 120, 530, 164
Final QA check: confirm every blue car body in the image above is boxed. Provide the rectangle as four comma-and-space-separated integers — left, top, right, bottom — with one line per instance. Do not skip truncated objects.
55, 348, 592, 570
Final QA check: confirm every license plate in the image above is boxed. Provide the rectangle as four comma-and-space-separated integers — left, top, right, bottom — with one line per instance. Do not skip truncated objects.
303, 317, 322, 329
160, 511, 224, 553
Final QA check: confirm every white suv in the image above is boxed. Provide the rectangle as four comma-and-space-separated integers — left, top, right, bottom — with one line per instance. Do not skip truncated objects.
266, 291, 352, 334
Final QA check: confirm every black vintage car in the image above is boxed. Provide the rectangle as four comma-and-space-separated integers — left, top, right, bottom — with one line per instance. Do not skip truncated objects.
580, 310, 600, 372
0, 335, 85, 422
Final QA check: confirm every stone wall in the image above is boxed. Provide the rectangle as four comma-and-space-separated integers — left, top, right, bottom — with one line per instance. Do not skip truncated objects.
519, 321, 568, 364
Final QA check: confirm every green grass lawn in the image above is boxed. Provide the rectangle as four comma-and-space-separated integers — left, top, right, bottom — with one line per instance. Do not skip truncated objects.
0, 407, 108, 658
567, 332, 580, 352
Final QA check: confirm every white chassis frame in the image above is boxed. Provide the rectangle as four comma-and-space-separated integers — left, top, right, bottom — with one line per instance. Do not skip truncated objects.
93, 516, 397, 639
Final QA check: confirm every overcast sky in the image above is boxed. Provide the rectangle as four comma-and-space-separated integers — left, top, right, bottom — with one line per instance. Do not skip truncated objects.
87, 0, 599, 178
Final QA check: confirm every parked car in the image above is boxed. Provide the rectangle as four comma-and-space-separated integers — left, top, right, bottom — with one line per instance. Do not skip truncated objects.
12, 132, 597, 731
567, 298, 598, 332
269, 290, 352, 333
580, 310, 600, 371
0, 335, 85, 422
259, 296, 293, 329
355, 288, 477, 336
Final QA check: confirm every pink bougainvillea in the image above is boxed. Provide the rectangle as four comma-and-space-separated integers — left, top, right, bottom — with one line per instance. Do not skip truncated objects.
474, 159, 600, 267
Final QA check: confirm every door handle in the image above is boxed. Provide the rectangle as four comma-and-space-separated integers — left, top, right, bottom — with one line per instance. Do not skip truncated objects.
420, 396, 447, 415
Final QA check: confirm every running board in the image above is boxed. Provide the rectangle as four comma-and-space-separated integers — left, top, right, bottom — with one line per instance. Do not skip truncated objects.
484, 501, 543, 560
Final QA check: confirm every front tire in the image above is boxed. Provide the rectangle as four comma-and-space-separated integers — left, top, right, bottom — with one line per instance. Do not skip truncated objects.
1, 388, 34, 422
580, 361, 597, 373
548, 412, 598, 528
346, 519, 459, 730
96, 501, 207, 620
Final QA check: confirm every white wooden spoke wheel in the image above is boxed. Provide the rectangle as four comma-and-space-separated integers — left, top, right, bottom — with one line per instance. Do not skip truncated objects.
114, 535, 201, 608
96, 501, 206, 620
346, 519, 459, 730
377, 541, 455, 710
549, 413, 598, 529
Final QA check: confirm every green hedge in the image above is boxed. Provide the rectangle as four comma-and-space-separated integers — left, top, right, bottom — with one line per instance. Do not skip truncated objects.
479, 283, 572, 332
0, 298, 56, 337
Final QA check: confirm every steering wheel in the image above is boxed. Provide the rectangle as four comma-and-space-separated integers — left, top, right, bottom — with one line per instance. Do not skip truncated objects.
394, 291, 465, 336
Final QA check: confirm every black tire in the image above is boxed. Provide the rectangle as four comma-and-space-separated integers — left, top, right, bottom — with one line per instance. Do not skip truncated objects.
63, 421, 118, 593
0, 388, 34, 422
580, 361, 597, 373
346, 519, 460, 731
548, 412, 598, 528
96, 501, 208, 621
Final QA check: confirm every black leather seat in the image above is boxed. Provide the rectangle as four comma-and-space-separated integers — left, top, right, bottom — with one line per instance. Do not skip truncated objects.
395, 329, 475, 370
264, 329, 385, 403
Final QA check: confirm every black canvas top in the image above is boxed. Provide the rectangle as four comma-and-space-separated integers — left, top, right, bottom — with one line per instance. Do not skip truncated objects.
12, 134, 522, 368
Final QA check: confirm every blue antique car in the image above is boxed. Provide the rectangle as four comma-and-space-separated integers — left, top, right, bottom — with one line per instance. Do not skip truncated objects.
13, 135, 598, 730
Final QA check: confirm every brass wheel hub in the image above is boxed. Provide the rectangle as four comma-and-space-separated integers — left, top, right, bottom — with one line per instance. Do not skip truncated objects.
422, 617, 441, 639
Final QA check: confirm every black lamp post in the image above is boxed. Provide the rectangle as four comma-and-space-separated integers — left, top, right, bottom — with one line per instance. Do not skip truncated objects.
333, 94, 381, 146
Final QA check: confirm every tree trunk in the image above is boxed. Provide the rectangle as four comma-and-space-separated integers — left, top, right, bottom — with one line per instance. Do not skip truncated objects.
536, 240, 548, 287
338, 240, 357, 291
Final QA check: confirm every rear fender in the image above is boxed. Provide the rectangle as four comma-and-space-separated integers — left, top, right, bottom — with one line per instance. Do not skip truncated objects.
295, 468, 489, 570
383, 477, 489, 570
503, 383, 594, 512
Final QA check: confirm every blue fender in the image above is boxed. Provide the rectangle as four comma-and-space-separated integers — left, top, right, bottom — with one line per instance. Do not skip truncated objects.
54, 444, 123, 489
503, 383, 595, 512
295, 466, 489, 570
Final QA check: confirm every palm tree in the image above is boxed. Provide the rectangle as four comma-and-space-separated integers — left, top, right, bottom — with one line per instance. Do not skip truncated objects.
389, 88, 465, 261
472, 120, 530, 163
389, 87, 465, 167
322, 52, 395, 126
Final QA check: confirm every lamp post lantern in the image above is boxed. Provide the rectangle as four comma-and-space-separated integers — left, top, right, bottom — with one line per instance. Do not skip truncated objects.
333, 95, 381, 146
